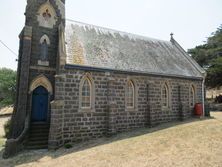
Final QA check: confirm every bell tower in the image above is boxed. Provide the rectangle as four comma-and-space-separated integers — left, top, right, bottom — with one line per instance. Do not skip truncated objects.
25, 0, 65, 68
4, 0, 66, 158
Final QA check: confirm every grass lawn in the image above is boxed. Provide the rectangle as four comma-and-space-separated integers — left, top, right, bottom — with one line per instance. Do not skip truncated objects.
0, 112, 222, 167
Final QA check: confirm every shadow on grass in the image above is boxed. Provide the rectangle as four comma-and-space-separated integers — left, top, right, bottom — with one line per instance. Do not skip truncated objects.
0, 116, 214, 167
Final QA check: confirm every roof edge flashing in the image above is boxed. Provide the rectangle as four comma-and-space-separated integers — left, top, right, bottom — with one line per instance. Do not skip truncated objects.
64, 64, 204, 80
170, 39, 206, 77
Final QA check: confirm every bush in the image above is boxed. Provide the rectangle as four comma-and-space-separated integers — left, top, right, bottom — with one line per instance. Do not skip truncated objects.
64, 143, 73, 149
215, 95, 222, 103
4, 119, 11, 138
0, 68, 16, 108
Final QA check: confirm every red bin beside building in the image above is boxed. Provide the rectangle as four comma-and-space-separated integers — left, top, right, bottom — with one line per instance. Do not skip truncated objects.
194, 103, 203, 116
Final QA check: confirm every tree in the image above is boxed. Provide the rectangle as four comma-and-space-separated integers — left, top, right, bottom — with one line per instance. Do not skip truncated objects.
188, 24, 222, 88
0, 68, 16, 108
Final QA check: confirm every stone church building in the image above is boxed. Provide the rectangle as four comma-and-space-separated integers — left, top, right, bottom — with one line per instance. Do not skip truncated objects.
4, 0, 206, 157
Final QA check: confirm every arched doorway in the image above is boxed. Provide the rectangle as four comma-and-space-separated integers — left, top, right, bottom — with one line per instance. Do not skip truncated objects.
31, 86, 49, 122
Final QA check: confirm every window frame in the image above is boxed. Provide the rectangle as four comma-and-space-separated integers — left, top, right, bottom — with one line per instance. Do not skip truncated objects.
81, 78, 92, 109
40, 39, 49, 61
126, 80, 135, 109
189, 85, 196, 107
161, 82, 170, 109
79, 74, 95, 112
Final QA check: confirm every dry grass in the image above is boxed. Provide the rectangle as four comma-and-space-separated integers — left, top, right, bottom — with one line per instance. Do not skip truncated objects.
0, 112, 222, 167
0, 106, 13, 116
0, 116, 10, 138
0, 115, 10, 151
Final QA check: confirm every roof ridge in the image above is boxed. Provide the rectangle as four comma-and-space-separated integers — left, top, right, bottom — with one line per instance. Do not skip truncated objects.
66, 18, 170, 43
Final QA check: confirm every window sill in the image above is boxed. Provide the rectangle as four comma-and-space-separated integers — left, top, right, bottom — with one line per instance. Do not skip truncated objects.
38, 60, 49, 66
161, 106, 171, 112
78, 108, 95, 113
125, 107, 137, 112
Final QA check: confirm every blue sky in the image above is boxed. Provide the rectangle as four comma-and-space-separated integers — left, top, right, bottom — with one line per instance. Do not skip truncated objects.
0, 0, 222, 70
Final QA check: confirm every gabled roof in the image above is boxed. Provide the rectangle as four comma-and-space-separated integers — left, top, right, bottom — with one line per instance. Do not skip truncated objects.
65, 20, 205, 78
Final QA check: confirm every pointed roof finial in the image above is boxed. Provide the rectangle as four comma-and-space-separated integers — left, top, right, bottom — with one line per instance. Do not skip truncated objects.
170, 33, 174, 39
170, 32, 175, 44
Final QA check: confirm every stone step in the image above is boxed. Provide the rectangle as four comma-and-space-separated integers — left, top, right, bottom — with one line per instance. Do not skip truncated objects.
29, 131, 49, 136
30, 123, 49, 128
29, 134, 48, 139
30, 132, 49, 136
29, 136, 49, 141
31, 123, 49, 126
30, 126, 50, 129
26, 123, 50, 150
27, 140, 48, 146
26, 144, 48, 150
30, 128, 49, 133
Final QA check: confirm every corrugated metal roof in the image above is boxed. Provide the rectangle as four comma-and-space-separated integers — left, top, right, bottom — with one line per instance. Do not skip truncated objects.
65, 20, 204, 78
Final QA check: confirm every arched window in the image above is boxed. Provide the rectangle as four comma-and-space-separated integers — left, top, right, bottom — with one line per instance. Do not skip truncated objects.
40, 39, 48, 61
190, 85, 195, 107
40, 35, 50, 61
79, 74, 95, 112
126, 80, 135, 108
81, 78, 92, 108
162, 83, 169, 108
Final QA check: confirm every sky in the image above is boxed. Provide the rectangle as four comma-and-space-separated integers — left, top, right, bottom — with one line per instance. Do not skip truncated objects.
0, 0, 222, 70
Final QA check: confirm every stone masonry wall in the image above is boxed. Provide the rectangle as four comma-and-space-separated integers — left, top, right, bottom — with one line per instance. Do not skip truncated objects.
25, 0, 64, 69
24, 0, 65, 122
49, 68, 203, 146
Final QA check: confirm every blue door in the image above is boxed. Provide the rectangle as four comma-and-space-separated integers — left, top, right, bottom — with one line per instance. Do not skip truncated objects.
31, 86, 49, 122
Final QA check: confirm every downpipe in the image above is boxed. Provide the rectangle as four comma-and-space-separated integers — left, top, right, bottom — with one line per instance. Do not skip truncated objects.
202, 77, 205, 117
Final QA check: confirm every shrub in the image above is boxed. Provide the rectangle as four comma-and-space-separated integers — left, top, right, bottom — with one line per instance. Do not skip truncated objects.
64, 143, 73, 149
215, 95, 222, 103
0, 68, 16, 108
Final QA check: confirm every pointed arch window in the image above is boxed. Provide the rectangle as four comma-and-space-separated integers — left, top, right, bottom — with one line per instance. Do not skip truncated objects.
162, 83, 169, 108
40, 39, 48, 61
39, 35, 50, 62
79, 74, 95, 112
126, 81, 135, 108
81, 78, 92, 108
190, 85, 195, 107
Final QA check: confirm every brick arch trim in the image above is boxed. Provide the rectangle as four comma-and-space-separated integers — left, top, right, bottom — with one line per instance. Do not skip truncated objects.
29, 75, 53, 95
40, 34, 50, 45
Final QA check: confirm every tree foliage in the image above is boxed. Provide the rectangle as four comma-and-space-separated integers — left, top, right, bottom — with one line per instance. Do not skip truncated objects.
0, 68, 16, 108
188, 25, 222, 88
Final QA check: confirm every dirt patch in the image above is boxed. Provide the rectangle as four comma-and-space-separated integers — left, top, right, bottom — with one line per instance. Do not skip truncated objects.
0, 115, 10, 153
0, 112, 222, 167
0, 106, 13, 116
0, 116, 10, 138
